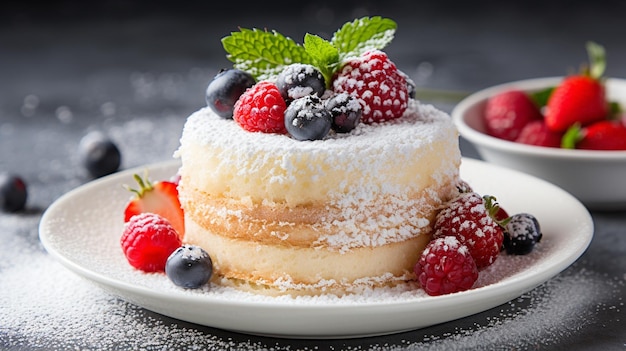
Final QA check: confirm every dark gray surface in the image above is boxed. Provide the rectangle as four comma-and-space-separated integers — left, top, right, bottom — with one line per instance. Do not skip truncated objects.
1, 2, 625, 350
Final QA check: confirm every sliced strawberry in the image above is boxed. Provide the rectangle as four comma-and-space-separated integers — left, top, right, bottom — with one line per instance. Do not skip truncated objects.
484, 89, 543, 141
124, 173, 185, 238
515, 120, 563, 148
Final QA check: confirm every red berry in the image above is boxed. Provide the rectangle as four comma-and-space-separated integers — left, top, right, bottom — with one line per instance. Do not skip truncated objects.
515, 120, 563, 148
577, 120, 626, 150
433, 192, 504, 269
121, 213, 182, 272
124, 174, 185, 238
233, 81, 288, 134
544, 75, 608, 132
332, 50, 408, 124
484, 90, 543, 141
414, 236, 479, 296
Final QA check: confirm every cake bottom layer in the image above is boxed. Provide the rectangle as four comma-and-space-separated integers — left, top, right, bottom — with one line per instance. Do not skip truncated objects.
184, 219, 432, 296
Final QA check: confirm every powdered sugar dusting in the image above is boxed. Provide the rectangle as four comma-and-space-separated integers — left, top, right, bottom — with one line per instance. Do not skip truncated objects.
2, 237, 622, 350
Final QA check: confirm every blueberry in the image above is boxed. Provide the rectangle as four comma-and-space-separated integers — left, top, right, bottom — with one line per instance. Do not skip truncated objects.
79, 131, 121, 178
325, 93, 362, 133
284, 96, 332, 141
205, 69, 256, 119
0, 172, 27, 212
503, 213, 542, 255
165, 245, 213, 289
276, 64, 325, 102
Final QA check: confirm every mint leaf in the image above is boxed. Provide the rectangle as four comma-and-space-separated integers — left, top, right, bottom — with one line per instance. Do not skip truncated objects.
304, 33, 340, 88
221, 28, 313, 80
331, 16, 397, 61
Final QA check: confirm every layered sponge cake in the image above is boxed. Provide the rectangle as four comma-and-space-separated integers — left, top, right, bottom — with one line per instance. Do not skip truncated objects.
174, 17, 463, 296
176, 100, 461, 295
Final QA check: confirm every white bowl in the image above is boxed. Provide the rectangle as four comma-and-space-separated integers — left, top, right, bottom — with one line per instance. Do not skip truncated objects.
451, 77, 626, 210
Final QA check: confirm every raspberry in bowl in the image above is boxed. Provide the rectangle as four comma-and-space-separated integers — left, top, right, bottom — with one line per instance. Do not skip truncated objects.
452, 75, 626, 210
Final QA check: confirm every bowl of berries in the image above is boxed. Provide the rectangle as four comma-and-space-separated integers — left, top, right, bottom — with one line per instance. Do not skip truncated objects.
452, 42, 626, 210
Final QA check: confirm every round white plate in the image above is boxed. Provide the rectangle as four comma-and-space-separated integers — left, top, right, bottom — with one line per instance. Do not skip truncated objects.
39, 158, 593, 339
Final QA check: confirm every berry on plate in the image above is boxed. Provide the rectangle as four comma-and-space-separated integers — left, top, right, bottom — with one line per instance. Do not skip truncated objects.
205, 68, 256, 119
484, 89, 543, 141
166, 245, 214, 289
124, 173, 185, 238
433, 192, 505, 269
414, 236, 479, 296
503, 213, 543, 255
0, 172, 27, 212
544, 42, 609, 132
233, 81, 288, 134
120, 212, 182, 272
332, 50, 408, 124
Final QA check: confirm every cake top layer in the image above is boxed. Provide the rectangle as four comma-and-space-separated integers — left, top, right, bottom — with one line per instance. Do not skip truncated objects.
179, 99, 455, 154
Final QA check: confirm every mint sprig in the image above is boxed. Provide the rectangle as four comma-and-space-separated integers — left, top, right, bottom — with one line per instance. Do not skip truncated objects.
221, 28, 314, 80
221, 16, 397, 85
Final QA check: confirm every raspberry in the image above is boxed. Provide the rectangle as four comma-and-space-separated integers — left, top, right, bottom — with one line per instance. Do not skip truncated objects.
433, 192, 504, 269
332, 50, 408, 124
233, 81, 288, 134
484, 89, 543, 141
414, 236, 479, 296
120, 212, 182, 273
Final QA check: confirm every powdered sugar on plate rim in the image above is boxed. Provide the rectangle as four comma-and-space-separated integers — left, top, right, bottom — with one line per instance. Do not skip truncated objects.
38, 158, 593, 338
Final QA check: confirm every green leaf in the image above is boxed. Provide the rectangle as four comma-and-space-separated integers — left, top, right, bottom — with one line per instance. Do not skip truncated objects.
331, 16, 397, 61
561, 123, 583, 149
304, 33, 340, 88
221, 28, 314, 81
586, 41, 606, 79
529, 87, 554, 107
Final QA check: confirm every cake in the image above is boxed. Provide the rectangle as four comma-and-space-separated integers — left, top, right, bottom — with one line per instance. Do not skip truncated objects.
174, 17, 463, 296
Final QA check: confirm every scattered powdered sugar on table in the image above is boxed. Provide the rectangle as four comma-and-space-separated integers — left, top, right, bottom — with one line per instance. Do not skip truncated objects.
1, 237, 623, 350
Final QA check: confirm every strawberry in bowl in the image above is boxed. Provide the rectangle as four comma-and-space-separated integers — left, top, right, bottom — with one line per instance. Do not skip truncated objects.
452, 42, 626, 210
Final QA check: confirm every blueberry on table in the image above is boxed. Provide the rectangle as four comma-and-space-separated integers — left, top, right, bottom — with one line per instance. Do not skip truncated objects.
79, 131, 121, 178
206, 68, 256, 119
166, 245, 213, 289
0, 172, 27, 212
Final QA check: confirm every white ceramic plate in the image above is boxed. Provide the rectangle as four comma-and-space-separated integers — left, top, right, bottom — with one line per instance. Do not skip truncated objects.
39, 158, 593, 339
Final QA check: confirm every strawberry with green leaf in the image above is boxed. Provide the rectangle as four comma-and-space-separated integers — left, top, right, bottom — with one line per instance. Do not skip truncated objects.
562, 120, 626, 150
124, 173, 185, 238
544, 42, 610, 132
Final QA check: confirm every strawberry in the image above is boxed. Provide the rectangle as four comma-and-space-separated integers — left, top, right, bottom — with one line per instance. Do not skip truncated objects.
484, 89, 543, 141
414, 236, 478, 296
124, 173, 185, 238
544, 42, 609, 132
121, 212, 182, 272
233, 81, 288, 134
332, 50, 408, 124
562, 120, 626, 150
515, 120, 563, 148
433, 192, 505, 269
